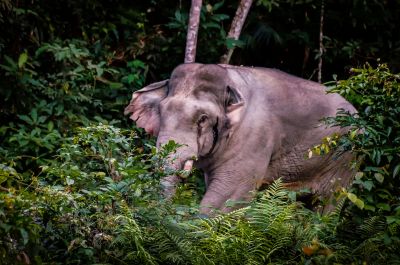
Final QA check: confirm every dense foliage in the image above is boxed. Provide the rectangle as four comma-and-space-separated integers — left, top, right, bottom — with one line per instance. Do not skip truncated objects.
1, 0, 400, 264
326, 64, 400, 252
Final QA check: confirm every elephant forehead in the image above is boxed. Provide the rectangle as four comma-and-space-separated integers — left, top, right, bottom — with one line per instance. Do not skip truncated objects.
169, 64, 227, 98
162, 97, 220, 115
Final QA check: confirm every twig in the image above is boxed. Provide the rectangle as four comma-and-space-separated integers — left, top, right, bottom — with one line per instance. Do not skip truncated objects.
0, 186, 9, 192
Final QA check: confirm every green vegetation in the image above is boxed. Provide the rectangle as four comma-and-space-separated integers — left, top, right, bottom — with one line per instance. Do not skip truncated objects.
1, 1, 399, 264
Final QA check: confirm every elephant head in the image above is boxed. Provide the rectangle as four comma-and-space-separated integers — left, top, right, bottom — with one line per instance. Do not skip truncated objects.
124, 64, 244, 201
125, 63, 356, 214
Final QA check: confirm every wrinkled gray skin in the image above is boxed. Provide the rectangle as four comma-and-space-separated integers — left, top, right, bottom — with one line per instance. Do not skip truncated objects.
125, 64, 356, 214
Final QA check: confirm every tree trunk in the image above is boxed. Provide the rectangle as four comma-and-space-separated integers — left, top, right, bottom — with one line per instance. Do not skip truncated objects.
220, 0, 253, 64
184, 0, 202, 63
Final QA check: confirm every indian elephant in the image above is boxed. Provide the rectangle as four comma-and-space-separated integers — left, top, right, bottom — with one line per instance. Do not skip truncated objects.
125, 63, 356, 213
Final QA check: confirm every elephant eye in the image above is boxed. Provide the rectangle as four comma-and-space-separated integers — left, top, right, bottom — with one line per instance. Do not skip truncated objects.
197, 114, 208, 126
226, 86, 241, 106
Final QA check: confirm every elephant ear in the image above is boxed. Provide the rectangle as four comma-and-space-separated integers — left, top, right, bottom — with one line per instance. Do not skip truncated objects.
124, 80, 168, 136
225, 86, 244, 126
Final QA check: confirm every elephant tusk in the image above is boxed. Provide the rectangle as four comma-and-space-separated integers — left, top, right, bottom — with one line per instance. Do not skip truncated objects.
183, 160, 194, 172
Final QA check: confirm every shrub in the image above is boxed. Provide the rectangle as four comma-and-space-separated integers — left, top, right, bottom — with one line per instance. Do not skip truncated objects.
0, 123, 204, 264
320, 64, 400, 263
0, 39, 147, 174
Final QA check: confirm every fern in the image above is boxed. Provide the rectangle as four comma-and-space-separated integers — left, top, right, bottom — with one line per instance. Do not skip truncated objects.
358, 216, 386, 238
112, 205, 157, 265
153, 227, 191, 265
109, 179, 399, 264
350, 216, 400, 263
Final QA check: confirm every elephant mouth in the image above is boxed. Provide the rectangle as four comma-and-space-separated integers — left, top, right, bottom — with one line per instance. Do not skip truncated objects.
183, 159, 194, 172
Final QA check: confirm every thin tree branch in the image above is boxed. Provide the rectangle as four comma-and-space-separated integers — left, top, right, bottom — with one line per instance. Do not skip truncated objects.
0, 186, 9, 192
220, 0, 253, 64
318, 0, 325, 83
184, 0, 202, 63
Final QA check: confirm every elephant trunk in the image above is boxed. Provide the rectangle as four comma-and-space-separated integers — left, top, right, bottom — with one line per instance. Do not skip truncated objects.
157, 135, 197, 199
160, 160, 194, 198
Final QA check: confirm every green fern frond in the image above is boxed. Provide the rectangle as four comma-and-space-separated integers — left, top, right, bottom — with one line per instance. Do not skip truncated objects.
112, 214, 158, 265
249, 180, 296, 235
261, 178, 288, 200
358, 216, 386, 238
154, 225, 191, 264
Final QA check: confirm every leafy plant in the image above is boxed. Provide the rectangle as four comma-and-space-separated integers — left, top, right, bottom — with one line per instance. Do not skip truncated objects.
0, 39, 147, 175
1, 1, 400, 264
0, 124, 198, 264
311, 64, 400, 263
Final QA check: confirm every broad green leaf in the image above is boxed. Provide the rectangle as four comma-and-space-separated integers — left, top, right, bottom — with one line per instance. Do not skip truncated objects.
393, 164, 400, 178
18, 115, 33, 125
95, 172, 106, 177
174, 10, 182, 21
47, 121, 54, 131
350, 129, 357, 139
129, 59, 146, 69
226, 38, 245, 49
18, 52, 28, 68
347, 192, 364, 209
125, 74, 136, 84
38, 116, 47, 124
213, 1, 224, 11
347, 192, 357, 203
360, 180, 373, 191
0, 64, 14, 72
4, 55, 17, 69
384, 233, 392, 245
386, 216, 400, 224
355, 172, 364, 180
30, 109, 38, 123
19, 228, 29, 245
211, 14, 229, 21
203, 22, 220, 29
377, 203, 391, 211
374, 173, 384, 183
364, 166, 382, 172
354, 199, 364, 209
